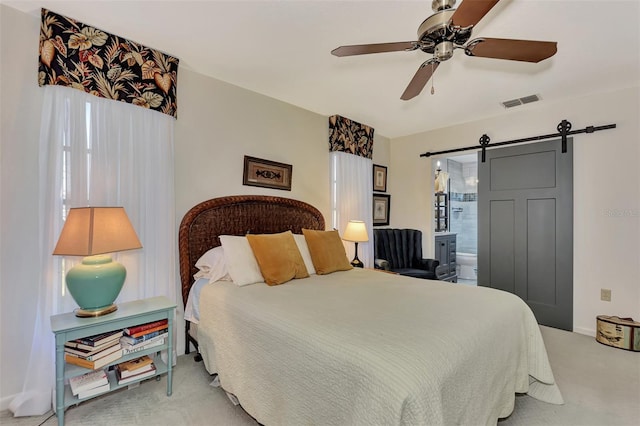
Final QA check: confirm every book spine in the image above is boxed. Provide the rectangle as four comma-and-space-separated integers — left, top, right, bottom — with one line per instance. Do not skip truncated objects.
119, 363, 154, 378
74, 338, 101, 347
128, 324, 169, 339
74, 330, 122, 346
66, 338, 119, 352
122, 333, 165, 349
122, 339, 164, 355
66, 344, 121, 361
117, 366, 156, 385
65, 353, 96, 369
124, 319, 168, 336
65, 350, 122, 370
64, 352, 86, 360
120, 329, 167, 345
77, 383, 110, 399
65, 341, 98, 351
64, 346, 93, 357
69, 370, 107, 395
117, 355, 153, 372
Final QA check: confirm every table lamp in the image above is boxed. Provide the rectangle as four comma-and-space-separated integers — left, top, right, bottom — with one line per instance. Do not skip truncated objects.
342, 220, 369, 268
53, 207, 142, 317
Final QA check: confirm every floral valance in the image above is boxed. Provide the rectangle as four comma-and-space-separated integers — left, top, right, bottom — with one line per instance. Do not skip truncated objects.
328, 115, 374, 159
38, 9, 179, 118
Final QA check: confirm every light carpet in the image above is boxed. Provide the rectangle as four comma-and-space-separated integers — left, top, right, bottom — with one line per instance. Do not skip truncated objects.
2, 326, 638, 426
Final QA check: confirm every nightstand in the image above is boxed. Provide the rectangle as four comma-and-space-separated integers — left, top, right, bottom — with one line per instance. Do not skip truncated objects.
50, 296, 176, 426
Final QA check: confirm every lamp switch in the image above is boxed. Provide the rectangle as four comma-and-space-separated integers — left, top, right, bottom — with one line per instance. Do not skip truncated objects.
600, 288, 611, 302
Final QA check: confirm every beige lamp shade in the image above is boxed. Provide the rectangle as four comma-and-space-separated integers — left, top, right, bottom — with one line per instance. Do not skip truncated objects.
342, 220, 369, 243
53, 207, 142, 256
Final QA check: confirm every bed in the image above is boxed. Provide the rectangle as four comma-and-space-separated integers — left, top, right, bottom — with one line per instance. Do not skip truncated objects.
179, 195, 563, 426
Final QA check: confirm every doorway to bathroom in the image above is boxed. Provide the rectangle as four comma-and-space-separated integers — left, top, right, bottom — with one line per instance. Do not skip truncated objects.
433, 154, 478, 285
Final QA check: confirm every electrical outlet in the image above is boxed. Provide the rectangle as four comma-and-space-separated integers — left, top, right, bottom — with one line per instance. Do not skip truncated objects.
601, 288, 612, 302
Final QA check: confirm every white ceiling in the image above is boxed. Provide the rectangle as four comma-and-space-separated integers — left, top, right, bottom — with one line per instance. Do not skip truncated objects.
5, 0, 640, 138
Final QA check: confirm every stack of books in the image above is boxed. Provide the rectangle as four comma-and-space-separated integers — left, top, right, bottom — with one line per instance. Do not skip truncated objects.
114, 355, 156, 385
68, 369, 110, 399
64, 330, 123, 369
120, 319, 168, 355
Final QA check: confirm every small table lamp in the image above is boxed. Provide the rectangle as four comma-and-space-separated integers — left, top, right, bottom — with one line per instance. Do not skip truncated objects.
53, 207, 142, 317
343, 220, 369, 268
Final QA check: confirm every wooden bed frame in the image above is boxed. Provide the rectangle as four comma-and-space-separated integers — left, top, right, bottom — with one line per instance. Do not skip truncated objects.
178, 195, 325, 356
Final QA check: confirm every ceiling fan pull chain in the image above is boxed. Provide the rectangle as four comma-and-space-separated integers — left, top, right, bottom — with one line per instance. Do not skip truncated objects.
431, 61, 435, 95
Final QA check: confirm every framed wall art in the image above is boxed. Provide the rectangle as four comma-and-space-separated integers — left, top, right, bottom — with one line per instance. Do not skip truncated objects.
243, 156, 292, 191
373, 194, 391, 226
373, 164, 387, 192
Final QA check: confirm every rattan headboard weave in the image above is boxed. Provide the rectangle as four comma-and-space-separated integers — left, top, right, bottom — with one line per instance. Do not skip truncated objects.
178, 195, 325, 307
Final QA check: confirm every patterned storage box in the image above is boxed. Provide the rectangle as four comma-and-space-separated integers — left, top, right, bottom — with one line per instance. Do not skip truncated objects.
596, 315, 640, 351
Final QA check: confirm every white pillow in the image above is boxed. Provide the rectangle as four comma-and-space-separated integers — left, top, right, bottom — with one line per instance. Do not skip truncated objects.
293, 233, 316, 275
193, 246, 231, 283
184, 277, 209, 324
219, 235, 265, 286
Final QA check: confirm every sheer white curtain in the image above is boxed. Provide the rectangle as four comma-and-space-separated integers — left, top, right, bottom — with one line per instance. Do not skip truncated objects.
9, 85, 176, 416
330, 151, 373, 268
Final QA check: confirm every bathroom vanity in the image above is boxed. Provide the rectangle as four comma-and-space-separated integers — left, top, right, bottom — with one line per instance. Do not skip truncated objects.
435, 233, 457, 282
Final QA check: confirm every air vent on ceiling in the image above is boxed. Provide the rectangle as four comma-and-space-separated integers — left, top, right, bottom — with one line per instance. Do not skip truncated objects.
501, 94, 541, 109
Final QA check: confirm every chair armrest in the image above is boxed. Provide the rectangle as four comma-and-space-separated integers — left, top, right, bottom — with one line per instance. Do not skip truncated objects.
414, 258, 439, 272
435, 264, 448, 280
374, 259, 391, 271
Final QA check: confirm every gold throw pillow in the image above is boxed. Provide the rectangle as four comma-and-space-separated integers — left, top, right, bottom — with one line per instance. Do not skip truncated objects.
302, 229, 353, 275
247, 231, 309, 286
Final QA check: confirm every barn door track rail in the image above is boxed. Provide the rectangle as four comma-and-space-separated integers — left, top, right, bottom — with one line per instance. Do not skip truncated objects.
419, 120, 617, 162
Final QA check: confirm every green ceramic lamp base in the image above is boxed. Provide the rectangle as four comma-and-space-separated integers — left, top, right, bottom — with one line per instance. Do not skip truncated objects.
66, 254, 126, 318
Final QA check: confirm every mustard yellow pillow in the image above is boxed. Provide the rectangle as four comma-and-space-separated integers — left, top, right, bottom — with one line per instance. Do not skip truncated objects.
246, 231, 309, 286
302, 229, 353, 275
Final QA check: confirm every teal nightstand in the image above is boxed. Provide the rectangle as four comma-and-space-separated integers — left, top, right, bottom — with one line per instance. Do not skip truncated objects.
50, 296, 176, 426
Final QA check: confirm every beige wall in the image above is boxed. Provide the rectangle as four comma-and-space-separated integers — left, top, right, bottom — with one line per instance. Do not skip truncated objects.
372, 133, 391, 171
174, 68, 332, 226
390, 87, 640, 336
173, 68, 389, 226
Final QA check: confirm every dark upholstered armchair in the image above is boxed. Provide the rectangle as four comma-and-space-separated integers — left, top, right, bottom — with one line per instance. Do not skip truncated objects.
373, 228, 440, 280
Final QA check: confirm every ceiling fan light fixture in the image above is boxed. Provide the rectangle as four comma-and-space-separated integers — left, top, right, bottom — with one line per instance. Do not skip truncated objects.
435, 41, 454, 61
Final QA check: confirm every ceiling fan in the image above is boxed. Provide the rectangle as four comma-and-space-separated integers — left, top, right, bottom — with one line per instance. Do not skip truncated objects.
331, 0, 557, 100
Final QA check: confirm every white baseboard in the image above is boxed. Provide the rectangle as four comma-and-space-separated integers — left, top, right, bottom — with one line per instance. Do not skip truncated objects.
573, 326, 596, 337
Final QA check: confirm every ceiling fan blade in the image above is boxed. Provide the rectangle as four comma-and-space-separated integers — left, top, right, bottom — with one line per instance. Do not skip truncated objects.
451, 0, 501, 28
401, 60, 439, 101
331, 41, 416, 57
465, 38, 557, 62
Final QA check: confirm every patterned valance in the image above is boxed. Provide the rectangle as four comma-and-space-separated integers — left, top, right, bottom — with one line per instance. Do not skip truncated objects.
38, 9, 179, 118
328, 115, 374, 159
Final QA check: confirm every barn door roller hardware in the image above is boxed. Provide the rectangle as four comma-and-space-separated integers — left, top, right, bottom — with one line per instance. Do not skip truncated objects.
419, 120, 617, 162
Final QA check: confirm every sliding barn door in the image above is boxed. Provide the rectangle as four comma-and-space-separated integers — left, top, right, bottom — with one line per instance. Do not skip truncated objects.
478, 138, 573, 331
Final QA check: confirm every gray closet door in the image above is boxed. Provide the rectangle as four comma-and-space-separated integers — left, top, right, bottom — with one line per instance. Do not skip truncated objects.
478, 138, 573, 331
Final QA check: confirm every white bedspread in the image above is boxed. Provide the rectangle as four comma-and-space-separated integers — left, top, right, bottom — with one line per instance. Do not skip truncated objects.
198, 268, 562, 426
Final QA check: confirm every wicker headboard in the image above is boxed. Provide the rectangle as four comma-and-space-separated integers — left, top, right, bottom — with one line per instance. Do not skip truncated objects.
178, 195, 325, 307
